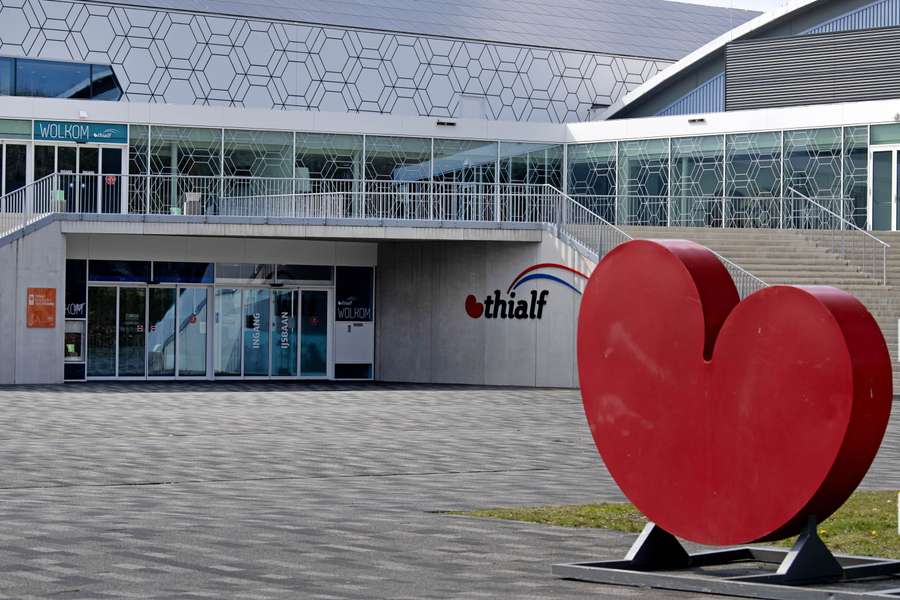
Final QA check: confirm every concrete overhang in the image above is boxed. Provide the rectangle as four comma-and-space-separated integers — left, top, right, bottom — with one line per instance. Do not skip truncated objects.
56, 214, 546, 243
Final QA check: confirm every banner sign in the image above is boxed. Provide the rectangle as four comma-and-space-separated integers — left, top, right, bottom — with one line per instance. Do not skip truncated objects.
33, 120, 128, 145
26, 288, 56, 328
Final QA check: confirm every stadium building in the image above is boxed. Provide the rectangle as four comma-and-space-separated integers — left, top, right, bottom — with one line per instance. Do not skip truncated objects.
0, 0, 897, 389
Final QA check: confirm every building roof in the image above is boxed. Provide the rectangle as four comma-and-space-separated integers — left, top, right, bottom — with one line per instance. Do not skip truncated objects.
601, 0, 821, 118
99, 0, 759, 61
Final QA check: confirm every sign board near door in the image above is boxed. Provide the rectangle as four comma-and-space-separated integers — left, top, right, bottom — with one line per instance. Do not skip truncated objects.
26, 288, 56, 328
33, 120, 128, 145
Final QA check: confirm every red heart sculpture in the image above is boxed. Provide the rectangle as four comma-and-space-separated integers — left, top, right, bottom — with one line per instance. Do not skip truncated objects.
577, 240, 892, 546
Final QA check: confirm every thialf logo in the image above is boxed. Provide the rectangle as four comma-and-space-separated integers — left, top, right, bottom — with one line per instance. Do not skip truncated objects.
465, 263, 588, 320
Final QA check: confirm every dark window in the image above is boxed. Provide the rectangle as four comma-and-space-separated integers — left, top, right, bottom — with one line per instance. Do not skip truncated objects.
335, 363, 373, 379
152, 262, 214, 284
215, 263, 274, 283
277, 264, 333, 284
4, 144, 25, 193
335, 266, 374, 322
89, 65, 120, 100
0, 56, 121, 101
88, 260, 150, 283
65, 259, 87, 318
0, 57, 12, 96
16, 58, 91, 99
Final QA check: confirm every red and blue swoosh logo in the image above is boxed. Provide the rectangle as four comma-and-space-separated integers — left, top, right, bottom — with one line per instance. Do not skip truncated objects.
506, 263, 589, 295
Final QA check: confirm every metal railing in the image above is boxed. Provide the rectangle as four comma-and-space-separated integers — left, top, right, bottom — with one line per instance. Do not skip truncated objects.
571, 194, 867, 229
557, 188, 767, 299
787, 187, 889, 285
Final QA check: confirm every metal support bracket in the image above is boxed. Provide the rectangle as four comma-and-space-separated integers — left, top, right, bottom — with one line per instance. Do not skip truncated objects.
553, 521, 900, 599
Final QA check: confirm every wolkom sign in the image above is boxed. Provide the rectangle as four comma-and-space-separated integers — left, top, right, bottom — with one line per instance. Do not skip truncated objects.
33, 120, 128, 145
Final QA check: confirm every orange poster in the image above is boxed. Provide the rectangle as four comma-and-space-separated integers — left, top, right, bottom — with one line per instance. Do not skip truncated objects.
26, 288, 56, 328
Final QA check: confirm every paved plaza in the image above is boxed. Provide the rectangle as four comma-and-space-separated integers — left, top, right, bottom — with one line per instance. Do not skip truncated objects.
0, 383, 897, 599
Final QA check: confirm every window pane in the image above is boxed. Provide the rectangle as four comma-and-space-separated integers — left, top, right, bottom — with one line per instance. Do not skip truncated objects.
16, 59, 91, 99
276, 264, 333, 284
4, 144, 26, 194
148, 288, 176, 377
618, 138, 669, 226
89, 64, 122, 100
567, 142, 616, 221
0, 59, 12, 96
295, 133, 362, 180
88, 260, 150, 283
223, 129, 293, 178
432, 139, 497, 183
149, 126, 221, 176
177, 287, 208, 377
365, 136, 431, 181
499, 142, 562, 188
671, 135, 723, 227
844, 126, 869, 228
153, 262, 214, 284
784, 128, 841, 202
243, 288, 270, 377
214, 288, 242, 377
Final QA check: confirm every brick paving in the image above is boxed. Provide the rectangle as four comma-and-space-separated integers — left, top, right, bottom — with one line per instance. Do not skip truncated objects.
0, 382, 896, 599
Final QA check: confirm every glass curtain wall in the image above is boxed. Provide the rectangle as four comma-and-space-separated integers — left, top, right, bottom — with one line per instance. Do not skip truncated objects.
784, 128, 842, 225
432, 139, 497, 220
295, 133, 363, 218
223, 129, 293, 216
364, 136, 431, 219
725, 132, 781, 228
671, 136, 724, 227
499, 142, 562, 221
567, 142, 616, 222
844, 126, 869, 228
618, 139, 669, 226
148, 126, 221, 215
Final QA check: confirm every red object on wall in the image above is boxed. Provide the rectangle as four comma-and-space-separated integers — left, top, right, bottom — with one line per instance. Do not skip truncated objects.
577, 240, 892, 546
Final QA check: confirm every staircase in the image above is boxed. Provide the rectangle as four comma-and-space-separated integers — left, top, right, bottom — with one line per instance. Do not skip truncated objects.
622, 225, 900, 390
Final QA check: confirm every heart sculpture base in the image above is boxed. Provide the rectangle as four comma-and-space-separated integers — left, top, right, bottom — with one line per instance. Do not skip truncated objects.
553, 522, 900, 600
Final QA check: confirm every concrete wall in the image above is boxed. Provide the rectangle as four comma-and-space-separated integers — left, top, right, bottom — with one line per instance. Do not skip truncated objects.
65, 235, 377, 266
376, 232, 595, 388
0, 223, 66, 384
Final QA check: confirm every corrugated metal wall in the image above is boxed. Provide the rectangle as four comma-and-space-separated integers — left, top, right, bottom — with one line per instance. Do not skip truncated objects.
656, 73, 725, 116
805, 0, 900, 34
726, 27, 900, 111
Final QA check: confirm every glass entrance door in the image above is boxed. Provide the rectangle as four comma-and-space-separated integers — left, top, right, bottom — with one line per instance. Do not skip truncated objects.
118, 287, 146, 377
868, 147, 900, 231
242, 288, 270, 377
79, 146, 99, 213
300, 290, 328, 377
271, 289, 298, 377
87, 286, 117, 377
177, 287, 209, 377
148, 287, 176, 377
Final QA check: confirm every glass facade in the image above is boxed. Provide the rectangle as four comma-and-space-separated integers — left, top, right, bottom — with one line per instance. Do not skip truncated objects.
565, 127, 873, 228
0, 57, 122, 100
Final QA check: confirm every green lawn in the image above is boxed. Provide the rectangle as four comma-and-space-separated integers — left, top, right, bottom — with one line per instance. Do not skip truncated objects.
452, 491, 900, 558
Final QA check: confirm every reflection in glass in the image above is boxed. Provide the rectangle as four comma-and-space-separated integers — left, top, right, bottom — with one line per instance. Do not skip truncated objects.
87, 286, 117, 377
215, 288, 242, 376
243, 288, 270, 377
872, 151, 892, 231
567, 142, 617, 222
148, 288, 176, 377
301, 291, 328, 377
16, 59, 91, 99
118, 288, 146, 376
271, 290, 298, 377
177, 287, 208, 376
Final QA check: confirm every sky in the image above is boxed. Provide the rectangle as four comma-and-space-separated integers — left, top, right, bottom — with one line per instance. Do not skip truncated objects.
674, 0, 790, 10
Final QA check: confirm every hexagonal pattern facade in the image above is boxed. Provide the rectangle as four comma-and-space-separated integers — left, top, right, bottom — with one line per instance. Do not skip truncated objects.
844, 126, 869, 228
0, 0, 670, 122
784, 128, 842, 199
